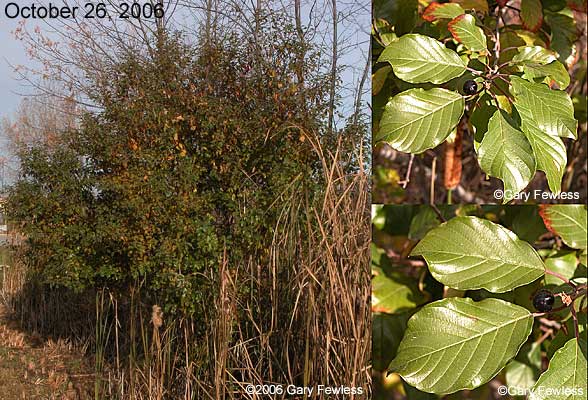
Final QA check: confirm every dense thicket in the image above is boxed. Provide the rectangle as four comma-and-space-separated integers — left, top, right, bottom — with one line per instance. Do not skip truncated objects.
7, 25, 332, 313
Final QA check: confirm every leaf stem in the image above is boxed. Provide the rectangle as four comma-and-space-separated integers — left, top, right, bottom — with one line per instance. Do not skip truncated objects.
466, 66, 484, 76
545, 268, 577, 289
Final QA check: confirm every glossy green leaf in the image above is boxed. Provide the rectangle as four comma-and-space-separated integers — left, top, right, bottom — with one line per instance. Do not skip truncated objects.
522, 61, 570, 89
411, 216, 545, 292
478, 111, 535, 203
373, 313, 409, 371
377, 88, 464, 153
390, 297, 533, 394
448, 14, 487, 52
512, 46, 558, 64
379, 34, 467, 84
540, 205, 587, 250
372, 272, 426, 313
521, 124, 567, 194
530, 339, 587, 400
422, 2, 465, 21
511, 76, 577, 139
521, 0, 544, 31
511, 77, 576, 193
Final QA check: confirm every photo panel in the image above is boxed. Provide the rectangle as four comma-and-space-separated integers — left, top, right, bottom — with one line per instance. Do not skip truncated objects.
372, 204, 587, 399
372, 0, 587, 205
0, 1, 371, 398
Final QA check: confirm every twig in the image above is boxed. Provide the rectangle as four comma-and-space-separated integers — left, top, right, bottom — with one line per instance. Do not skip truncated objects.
466, 66, 484, 76
545, 269, 577, 289
490, 80, 514, 104
430, 204, 447, 223
430, 156, 437, 204
493, 7, 502, 67
400, 154, 415, 189
536, 328, 553, 346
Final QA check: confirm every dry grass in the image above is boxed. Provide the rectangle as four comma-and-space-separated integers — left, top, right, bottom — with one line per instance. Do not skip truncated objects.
1, 128, 371, 399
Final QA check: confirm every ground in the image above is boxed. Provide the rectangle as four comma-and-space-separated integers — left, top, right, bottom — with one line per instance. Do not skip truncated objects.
0, 303, 94, 400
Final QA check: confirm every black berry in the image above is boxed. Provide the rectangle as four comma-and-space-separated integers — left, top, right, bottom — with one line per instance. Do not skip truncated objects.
533, 289, 555, 312
463, 80, 478, 95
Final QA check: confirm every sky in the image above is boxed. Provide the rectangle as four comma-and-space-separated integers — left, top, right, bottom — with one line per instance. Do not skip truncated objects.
0, 0, 370, 182
0, 14, 39, 119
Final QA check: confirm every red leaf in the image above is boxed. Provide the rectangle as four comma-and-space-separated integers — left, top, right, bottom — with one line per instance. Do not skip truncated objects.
423, 3, 444, 21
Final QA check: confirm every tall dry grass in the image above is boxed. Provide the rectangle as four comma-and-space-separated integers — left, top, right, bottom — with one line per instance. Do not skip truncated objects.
0, 128, 371, 399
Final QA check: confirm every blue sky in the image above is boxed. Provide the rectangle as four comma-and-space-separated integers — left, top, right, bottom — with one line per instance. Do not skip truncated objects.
0, 1, 369, 167
0, 17, 34, 118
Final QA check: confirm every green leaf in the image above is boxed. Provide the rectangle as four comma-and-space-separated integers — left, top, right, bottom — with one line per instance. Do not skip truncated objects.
544, 251, 578, 285
390, 297, 533, 394
378, 34, 467, 84
470, 94, 496, 146
530, 339, 587, 400
372, 272, 426, 313
547, 314, 587, 359
506, 341, 542, 391
506, 360, 537, 391
373, 65, 392, 96
411, 216, 545, 292
545, 9, 576, 62
422, 2, 465, 21
511, 76, 576, 193
511, 76, 577, 139
374, 0, 418, 36
512, 46, 558, 64
478, 110, 535, 203
408, 206, 441, 240
452, 0, 489, 13
377, 88, 464, 153
521, 0, 544, 32
447, 14, 487, 52
508, 206, 548, 243
373, 313, 410, 371
521, 124, 567, 194
522, 61, 570, 89
540, 205, 587, 250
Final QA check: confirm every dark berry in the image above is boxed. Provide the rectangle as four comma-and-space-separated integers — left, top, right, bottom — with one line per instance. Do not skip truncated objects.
463, 80, 478, 95
533, 289, 555, 312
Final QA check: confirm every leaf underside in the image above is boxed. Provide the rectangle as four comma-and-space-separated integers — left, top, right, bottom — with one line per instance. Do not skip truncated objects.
511, 76, 577, 193
478, 110, 535, 203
